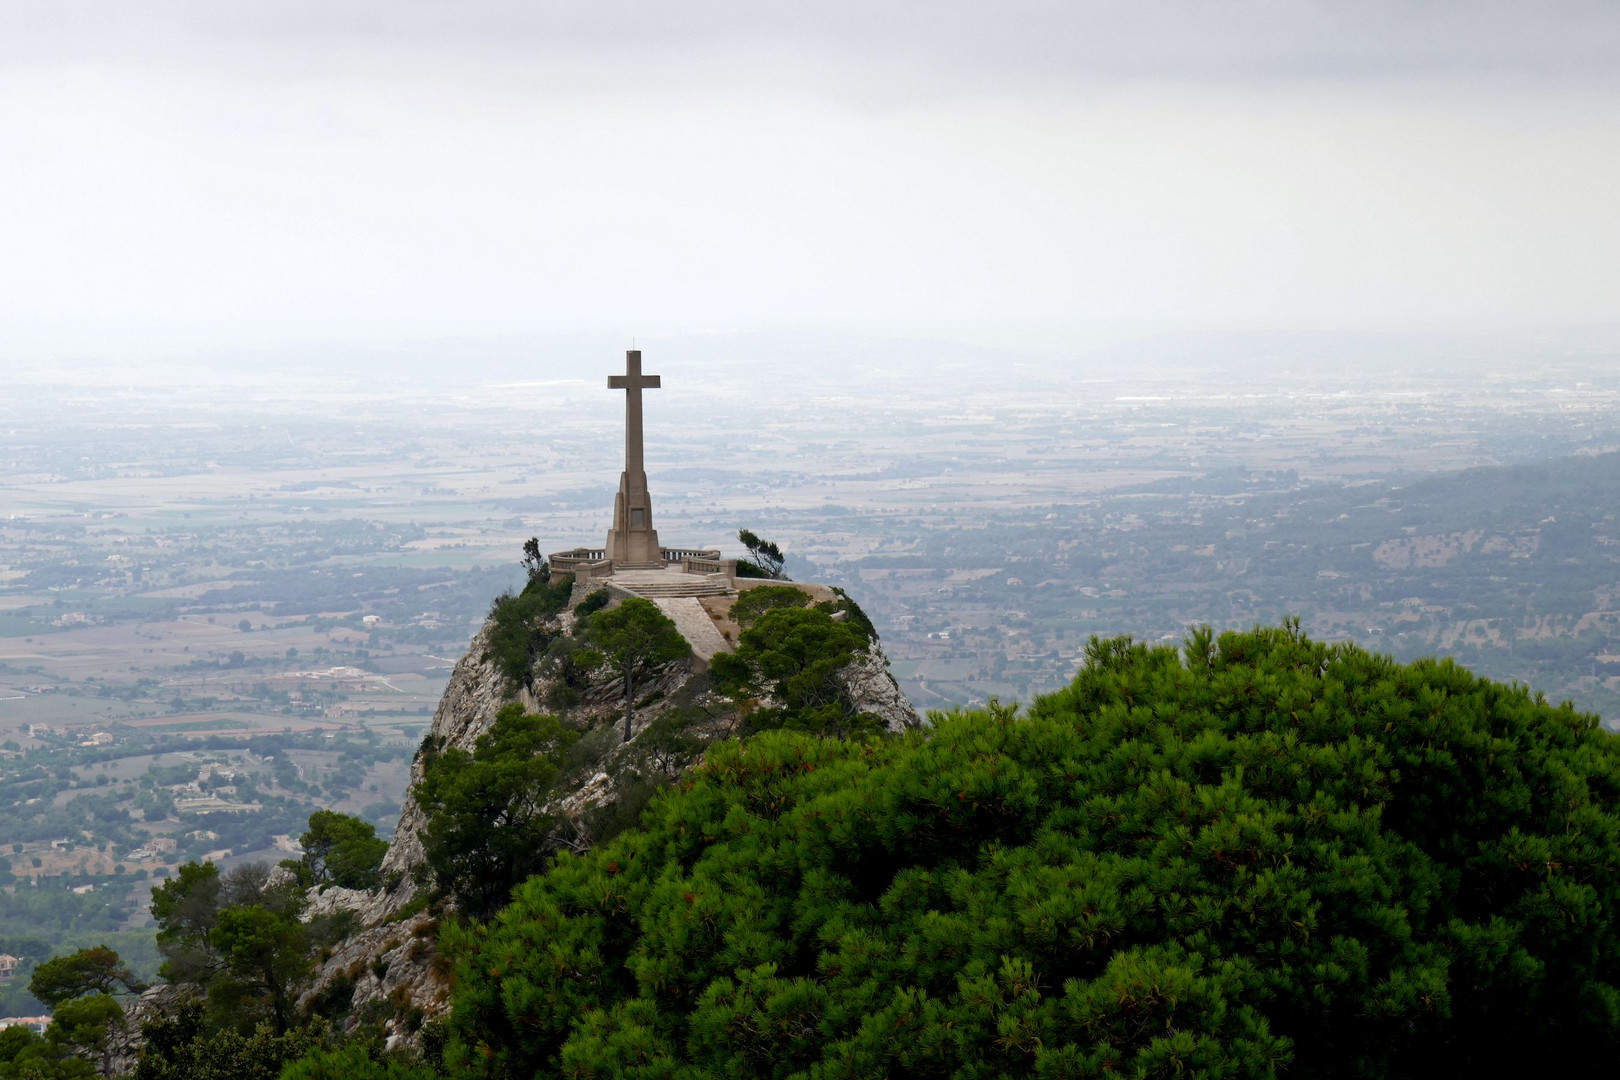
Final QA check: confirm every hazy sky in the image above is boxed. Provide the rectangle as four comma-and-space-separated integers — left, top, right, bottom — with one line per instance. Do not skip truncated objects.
3, 1, 1619, 361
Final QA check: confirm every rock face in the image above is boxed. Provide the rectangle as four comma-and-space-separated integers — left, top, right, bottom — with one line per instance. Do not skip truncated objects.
299, 581, 922, 1043
370, 629, 508, 921
840, 649, 925, 733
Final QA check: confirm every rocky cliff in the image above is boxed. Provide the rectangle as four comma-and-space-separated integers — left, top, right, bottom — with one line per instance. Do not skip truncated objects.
296, 583, 922, 1044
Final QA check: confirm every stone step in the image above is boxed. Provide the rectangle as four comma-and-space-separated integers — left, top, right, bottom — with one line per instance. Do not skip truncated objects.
621, 581, 731, 598
646, 597, 733, 662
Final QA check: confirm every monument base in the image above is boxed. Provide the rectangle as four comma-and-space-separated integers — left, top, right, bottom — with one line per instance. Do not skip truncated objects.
605, 525, 662, 568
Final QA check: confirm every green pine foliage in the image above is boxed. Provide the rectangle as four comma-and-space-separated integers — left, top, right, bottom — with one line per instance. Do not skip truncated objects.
0, 1023, 94, 1080
29, 946, 144, 1007
131, 1000, 321, 1080
278, 1042, 435, 1080
299, 811, 388, 891
580, 597, 693, 744
438, 624, 1620, 1078
711, 605, 883, 738
737, 530, 788, 580
413, 704, 581, 919
728, 585, 812, 628
483, 574, 575, 693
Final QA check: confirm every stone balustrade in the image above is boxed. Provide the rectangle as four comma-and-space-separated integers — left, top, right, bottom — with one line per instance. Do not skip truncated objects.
660, 547, 721, 562
681, 556, 736, 578
549, 548, 607, 572
549, 546, 731, 581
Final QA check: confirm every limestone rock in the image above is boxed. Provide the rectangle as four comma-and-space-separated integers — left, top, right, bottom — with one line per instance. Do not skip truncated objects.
375, 628, 506, 905
840, 648, 928, 732
299, 582, 922, 1042
107, 984, 194, 1076
297, 911, 448, 1042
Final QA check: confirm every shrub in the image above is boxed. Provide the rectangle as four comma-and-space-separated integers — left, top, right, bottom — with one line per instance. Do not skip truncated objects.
482, 575, 574, 692
710, 606, 882, 737
728, 585, 811, 629
571, 587, 611, 619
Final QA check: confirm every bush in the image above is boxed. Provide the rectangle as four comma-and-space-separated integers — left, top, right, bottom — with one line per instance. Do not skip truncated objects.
571, 587, 611, 619
728, 585, 811, 629
280, 1043, 434, 1080
483, 575, 574, 692
710, 605, 882, 738
132, 999, 320, 1080
442, 625, 1620, 1079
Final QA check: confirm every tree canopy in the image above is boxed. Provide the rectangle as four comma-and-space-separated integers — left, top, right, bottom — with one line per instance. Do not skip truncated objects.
149, 860, 339, 1034
0, 1021, 94, 1080
29, 946, 144, 1008
736, 530, 788, 580
727, 585, 811, 629
484, 573, 575, 694
710, 604, 881, 737
46, 993, 124, 1078
299, 810, 388, 891
440, 625, 1620, 1079
580, 597, 692, 743
412, 703, 580, 919
131, 999, 323, 1080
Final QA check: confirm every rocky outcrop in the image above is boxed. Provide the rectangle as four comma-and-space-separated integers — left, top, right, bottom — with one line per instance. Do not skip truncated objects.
299, 911, 445, 1049
298, 582, 922, 1041
107, 984, 193, 1077
840, 649, 927, 732
369, 628, 508, 921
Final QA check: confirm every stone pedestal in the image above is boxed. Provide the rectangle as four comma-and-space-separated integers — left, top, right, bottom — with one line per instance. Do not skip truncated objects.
605, 472, 661, 566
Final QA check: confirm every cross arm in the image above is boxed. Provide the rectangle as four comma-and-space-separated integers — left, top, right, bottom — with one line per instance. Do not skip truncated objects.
608, 374, 661, 389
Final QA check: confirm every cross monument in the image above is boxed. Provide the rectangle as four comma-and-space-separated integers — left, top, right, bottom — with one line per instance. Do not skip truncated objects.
604, 349, 663, 566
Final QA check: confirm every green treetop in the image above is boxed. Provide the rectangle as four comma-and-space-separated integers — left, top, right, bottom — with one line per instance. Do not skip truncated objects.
580, 597, 692, 743
412, 703, 580, 919
710, 604, 879, 737
45, 994, 124, 1079
299, 810, 387, 892
736, 529, 788, 579
437, 624, 1620, 1079
30, 946, 145, 1008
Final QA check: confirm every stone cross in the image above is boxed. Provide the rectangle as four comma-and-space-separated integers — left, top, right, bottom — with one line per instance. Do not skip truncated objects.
604, 349, 663, 566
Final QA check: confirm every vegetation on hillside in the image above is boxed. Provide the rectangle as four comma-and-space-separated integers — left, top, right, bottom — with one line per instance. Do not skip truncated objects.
436, 625, 1620, 1078
711, 585, 884, 738
483, 570, 574, 694
578, 598, 692, 743
295, 811, 388, 892
412, 704, 581, 919
735, 529, 788, 580
33, 595, 1620, 1078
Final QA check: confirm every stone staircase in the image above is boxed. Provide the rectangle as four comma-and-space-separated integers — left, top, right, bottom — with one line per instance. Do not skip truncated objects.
616, 576, 732, 599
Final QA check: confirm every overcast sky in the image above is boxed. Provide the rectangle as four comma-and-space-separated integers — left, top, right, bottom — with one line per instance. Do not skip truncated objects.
3, 1, 1619, 362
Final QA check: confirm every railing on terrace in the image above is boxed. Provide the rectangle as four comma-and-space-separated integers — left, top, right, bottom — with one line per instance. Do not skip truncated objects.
681, 556, 735, 578
549, 548, 607, 572
660, 547, 721, 562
